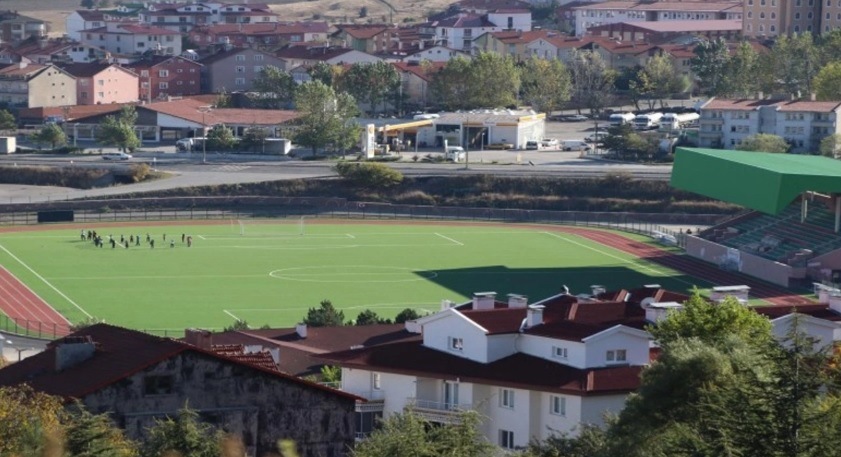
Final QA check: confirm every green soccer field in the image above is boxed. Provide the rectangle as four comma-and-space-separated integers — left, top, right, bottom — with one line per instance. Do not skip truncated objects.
0, 220, 712, 332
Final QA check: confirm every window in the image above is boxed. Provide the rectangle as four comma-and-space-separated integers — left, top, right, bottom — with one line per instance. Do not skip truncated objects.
254, 65, 264, 73
143, 375, 174, 395
550, 395, 566, 416
140, 70, 149, 77
159, 82, 168, 89
97, 79, 104, 86
500, 388, 514, 408
499, 430, 515, 449
159, 70, 169, 77
254, 53, 264, 61
236, 66, 245, 73
606, 349, 627, 363
372, 372, 381, 390
235, 77, 245, 85
449, 337, 463, 351
236, 54, 246, 61
80, 91, 88, 99
552, 346, 568, 359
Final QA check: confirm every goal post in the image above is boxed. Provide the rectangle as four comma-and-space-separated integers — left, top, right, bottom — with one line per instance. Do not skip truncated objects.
230, 218, 308, 237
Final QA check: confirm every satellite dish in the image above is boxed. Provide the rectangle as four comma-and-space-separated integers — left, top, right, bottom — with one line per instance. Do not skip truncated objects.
640, 297, 655, 309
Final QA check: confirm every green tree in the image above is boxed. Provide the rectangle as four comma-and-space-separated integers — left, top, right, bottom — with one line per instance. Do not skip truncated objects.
736, 133, 790, 153
635, 53, 690, 108
355, 309, 391, 325
467, 52, 520, 108
394, 308, 421, 324
520, 57, 572, 114
0, 385, 67, 457
813, 61, 841, 100
647, 292, 773, 350
819, 28, 841, 64
567, 49, 615, 115
820, 133, 841, 158
759, 33, 820, 95
334, 162, 403, 188
34, 123, 67, 149
307, 62, 340, 88
340, 61, 401, 114
724, 41, 759, 98
240, 125, 268, 152
0, 109, 16, 133
320, 365, 342, 383
65, 404, 138, 457
293, 81, 360, 155
96, 105, 140, 152
517, 424, 608, 457
142, 406, 223, 457
251, 66, 296, 109
428, 56, 472, 110
214, 88, 232, 108
690, 37, 731, 96
206, 124, 236, 151
303, 299, 345, 327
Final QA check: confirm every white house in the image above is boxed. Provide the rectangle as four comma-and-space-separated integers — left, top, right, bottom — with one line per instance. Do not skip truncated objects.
80, 22, 182, 57
404, 45, 470, 63
140, 1, 279, 33
320, 286, 690, 449
66, 10, 139, 41
572, 0, 743, 37
422, 9, 531, 54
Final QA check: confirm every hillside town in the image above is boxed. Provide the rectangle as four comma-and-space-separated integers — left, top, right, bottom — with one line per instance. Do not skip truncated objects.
6, 0, 841, 456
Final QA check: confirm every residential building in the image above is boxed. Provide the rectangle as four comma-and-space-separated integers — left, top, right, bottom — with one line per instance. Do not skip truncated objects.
525, 34, 592, 61
572, 1, 743, 36
403, 45, 470, 63
80, 22, 182, 57
199, 47, 285, 92
10, 38, 111, 65
189, 22, 329, 50
421, 8, 532, 53
456, 0, 532, 14
332, 25, 393, 54
0, 324, 358, 457
141, 1, 279, 33
65, 9, 140, 41
126, 55, 203, 102
579, 37, 655, 70
698, 98, 841, 153
392, 61, 447, 107
0, 63, 76, 108
59, 63, 138, 105
274, 46, 381, 72
743, 0, 821, 37
0, 11, 47, 43
320, 286, 690, 445
585, 19, 743, 43
473, 29, 565, 60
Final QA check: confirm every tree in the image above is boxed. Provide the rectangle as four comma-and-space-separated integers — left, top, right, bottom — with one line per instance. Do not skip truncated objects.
520, 57, 571, 114
759, 33, 820, 96
428, 56, 472, 110
820, 133, 841, 158
34, 123, 67, 149
240, 125, 268, 152
0, 109, 16, 133
635, 53, 690, 108
334, 162, 404, 188
736, 133, 790, 153
214, 88, 232, 108
320, 365, 342, 383
303, 299, 345, 327
647, 292, 773, 350
355, 309, 391, 325
206, 124, 236, 151
81, 0, 97, 8
307, 62, 341, 89
65, 404, 138, 457
567, 49, 615, 115
251, 66, 296, 109
725, 41, 759, 98
0, 385, 67, 457
690, 37, 730, 96
96, 105, 140, 152
294, 80, 360, 155
394, 308, 421, 324
142, 406, 223, 457
359, 6, 368, 17
813, 61, 841, 101
352, 410, 494, 457
340, 62, 401, 114
467, 52, 520, 108
517, 424, 608, 457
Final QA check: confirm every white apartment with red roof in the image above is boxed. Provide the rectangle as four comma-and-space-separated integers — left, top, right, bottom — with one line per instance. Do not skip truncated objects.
80, 22, 182, 56
422, 8, 532, 53
320, 286, 688, 449
141, 2, 279, 33
572, 1, 743, 36
698, 98, 841, 153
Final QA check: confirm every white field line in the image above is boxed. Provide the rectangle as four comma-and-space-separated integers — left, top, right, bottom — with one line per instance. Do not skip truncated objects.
223, 309, 241, 320
49, 274, 266, 280
435, 233, 464, 246
228, 302, 440, 313
541, 231, 693, 286
197, 234, 207, 240
346, 233, 356, 239
0, 244, 93, 319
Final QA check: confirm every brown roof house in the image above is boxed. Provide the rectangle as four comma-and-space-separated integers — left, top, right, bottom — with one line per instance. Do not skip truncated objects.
0, 62, 76, 108
0, 324, 359, 457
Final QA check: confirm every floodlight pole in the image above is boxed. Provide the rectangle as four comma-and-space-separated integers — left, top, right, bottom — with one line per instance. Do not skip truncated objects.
198, 106, 212, 164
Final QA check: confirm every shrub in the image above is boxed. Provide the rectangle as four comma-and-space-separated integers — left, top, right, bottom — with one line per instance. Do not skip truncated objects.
334, 162, 403, 189
128, 163, 151, 183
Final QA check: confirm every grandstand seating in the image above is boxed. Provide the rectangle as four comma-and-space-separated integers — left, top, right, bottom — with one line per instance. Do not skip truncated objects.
702, 199, 841, 266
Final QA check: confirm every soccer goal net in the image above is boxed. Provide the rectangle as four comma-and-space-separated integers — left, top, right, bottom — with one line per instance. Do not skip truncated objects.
232, 217, 306, 237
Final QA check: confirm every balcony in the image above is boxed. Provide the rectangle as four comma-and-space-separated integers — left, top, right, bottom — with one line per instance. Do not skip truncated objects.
321, 383, 386, 413
406, 398, 472, 424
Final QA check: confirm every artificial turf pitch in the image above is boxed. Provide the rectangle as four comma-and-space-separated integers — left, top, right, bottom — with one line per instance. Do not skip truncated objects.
0, 220, 711, 332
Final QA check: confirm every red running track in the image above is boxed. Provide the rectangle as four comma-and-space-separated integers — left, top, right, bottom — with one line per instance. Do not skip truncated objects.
0, 266, 72, 337
559, 227, 813, 306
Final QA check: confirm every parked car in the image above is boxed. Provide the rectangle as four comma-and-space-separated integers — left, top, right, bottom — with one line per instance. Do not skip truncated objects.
525, 140, 540, 150
562, 114, 589, 122
486, 142, 515, 150
102, 152, 132, 160
585, 132, 608, 143
540, 138, 559, 148
445, 146, 465, 162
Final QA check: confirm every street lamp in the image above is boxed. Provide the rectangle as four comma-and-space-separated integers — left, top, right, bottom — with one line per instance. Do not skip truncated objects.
197, 105, 213, 164
3, 339, 33, 362
463, 115, 469, 170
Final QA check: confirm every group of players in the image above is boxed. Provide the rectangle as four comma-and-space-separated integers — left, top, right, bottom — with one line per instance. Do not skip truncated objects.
80, 229, 194, 249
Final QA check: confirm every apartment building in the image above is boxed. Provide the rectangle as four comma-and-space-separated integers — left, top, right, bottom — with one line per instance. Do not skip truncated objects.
125, 55, 203, 102
80, 22, 182, 56
0, 62, 76, 108
698, 97, 841, 153
421, 9, 532, 53
0, 11, 47, 43
141, 1, 279, 33
189, 22, 329, 50
742, 0, 826, 37
572, 1, 743, 36
320, 286, 690, 447
59, 63, 139, 105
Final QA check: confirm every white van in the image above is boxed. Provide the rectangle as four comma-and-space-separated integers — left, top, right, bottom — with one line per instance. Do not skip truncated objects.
445, 146, 465, 162
525, 140, 540, 150
102, 152, 132, 160
562, 140, 591, 151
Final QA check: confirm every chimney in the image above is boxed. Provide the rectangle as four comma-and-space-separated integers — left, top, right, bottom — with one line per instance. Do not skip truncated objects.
507, 293, 527, 308
472, 291, 496, 310
526, 304, 544, 328
184, 328, 212, 350
295, 322, 307, 338
756, 91, 764, 100
440, 299, 455, 311
590, 285, 606, 296
810, 92, 817, 101
55, 336, 96, 371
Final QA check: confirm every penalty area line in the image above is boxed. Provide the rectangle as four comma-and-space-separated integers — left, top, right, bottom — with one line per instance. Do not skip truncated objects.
197, 235, 207, 240
435, 233, 464, 246
223, 309, 241, 321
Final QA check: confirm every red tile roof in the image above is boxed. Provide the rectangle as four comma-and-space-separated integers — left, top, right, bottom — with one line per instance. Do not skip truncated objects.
142, 98, 301, 126
197, 21, 329, 36
336, 24, 390, 39
18, 104, 124, 122
0, 63, 48, 78
275, 46, 356, 61
776, 100, 841, 112
489, 29, 562, 44
0, 323, 360, 401
597, 19, 743, 33
573, 0, 741, 12
391, 61, 447, 81
59, 63, 135, 78
85, 24, 179, 35
319, 340, 643, 395
703, 98, 841, 113
461, 307, 527, 334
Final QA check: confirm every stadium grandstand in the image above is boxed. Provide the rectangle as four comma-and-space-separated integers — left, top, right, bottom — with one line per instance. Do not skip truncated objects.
672, 148, 841, 288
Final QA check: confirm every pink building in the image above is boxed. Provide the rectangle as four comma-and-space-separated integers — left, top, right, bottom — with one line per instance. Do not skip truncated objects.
59, 63, 138, 105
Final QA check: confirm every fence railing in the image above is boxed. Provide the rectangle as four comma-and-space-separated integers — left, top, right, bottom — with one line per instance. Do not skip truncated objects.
0, 315, 73, 340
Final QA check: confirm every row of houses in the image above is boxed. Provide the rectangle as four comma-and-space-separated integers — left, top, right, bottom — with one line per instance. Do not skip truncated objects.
3, 283, 841, 453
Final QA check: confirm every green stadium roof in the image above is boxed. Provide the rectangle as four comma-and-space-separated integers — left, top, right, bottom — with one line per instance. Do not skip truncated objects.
671, 147, 841, 214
